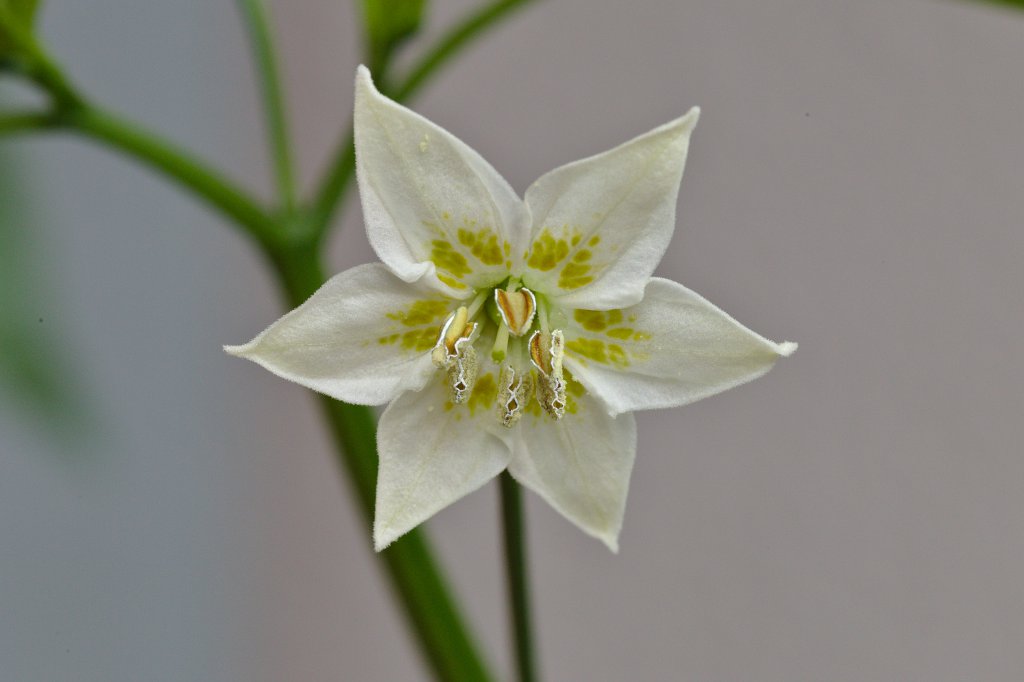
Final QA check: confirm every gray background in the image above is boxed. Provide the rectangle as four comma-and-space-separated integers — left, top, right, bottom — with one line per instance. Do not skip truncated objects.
2, 0, 1023, 680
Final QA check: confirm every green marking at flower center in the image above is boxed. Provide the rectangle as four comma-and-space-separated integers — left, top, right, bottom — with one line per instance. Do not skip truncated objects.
457, 228, 505, 266
386, 299, 451, 326
467, 372, 497, 415
565, 337, 629, 367
430, 239, 472, 279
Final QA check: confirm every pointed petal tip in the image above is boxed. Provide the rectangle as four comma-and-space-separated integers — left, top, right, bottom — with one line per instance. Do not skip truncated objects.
223, 342, 254, 358
355, 63, 372, 84
601, 535, 621, 554
355, 64, 381, 100
671, 105, 700, 132
373, 525, 399, 553
777, 341, 798, 357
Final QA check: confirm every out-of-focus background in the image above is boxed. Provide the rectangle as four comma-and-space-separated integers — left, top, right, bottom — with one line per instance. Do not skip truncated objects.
2, 0, 1023, 680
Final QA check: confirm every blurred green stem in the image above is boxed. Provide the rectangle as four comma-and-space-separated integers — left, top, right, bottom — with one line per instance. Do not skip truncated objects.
0, 107, 278, 245
1, 1, 543, 678
236, 0, 298, 214
305, 0, 539, 243
271, 245, 493, 682
500, 472, 539, 682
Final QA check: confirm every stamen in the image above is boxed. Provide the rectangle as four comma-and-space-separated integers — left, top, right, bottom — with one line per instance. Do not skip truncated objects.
497, 363, 534, 428
431, 306, 479, 403
443, 306, 469, 350
529, 329, 566, 420
447, 337, 478, 404
465, 289, 489, 319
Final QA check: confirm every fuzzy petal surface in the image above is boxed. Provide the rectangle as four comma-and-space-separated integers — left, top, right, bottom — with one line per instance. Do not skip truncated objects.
225, 263, 454, 406
563, 277, 797, 417
521, 109, 699, 310
355, 66, 530, 295
375, 372, 512, 550
508, 386, 637, 552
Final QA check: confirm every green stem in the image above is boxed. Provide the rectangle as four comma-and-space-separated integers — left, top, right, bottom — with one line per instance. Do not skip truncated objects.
271, 245, 495, 682
304, 0, 539, 241
390, 0, 538, 102
500, 472, 538, 682
0, 8, 84, 108
0, 107, 279, 246
236, 0, 298, 214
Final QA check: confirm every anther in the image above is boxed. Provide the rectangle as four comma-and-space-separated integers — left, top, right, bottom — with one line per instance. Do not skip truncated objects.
497, 363, 534, 428
432, 307, 479, 404
529, 329, 566, 419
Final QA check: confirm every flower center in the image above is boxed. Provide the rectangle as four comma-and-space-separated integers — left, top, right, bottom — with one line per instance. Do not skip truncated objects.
430, 284, 568, 426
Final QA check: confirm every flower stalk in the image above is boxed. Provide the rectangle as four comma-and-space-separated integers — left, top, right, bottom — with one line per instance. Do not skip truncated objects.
500, 472, 539, 682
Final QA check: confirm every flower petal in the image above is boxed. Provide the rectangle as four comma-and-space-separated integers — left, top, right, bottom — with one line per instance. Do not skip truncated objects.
508, 386, 637, 552
354, 66, 529, 294
521, 108, 699, 309
225, 262, 454, 406
562, 277, 797, 417
375, 371, 512, 550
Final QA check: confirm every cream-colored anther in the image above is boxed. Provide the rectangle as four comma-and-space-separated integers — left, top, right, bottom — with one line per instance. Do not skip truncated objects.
529, 329, 566, 419
431, 307, 479, 404
497, 363, 534, 428
494, 287, 537, 337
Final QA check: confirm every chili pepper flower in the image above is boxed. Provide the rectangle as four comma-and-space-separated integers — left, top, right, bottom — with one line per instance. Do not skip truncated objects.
226, 67, 796, 552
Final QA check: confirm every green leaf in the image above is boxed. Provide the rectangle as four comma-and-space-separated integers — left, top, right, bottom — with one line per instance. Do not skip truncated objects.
361, 0, 426, 75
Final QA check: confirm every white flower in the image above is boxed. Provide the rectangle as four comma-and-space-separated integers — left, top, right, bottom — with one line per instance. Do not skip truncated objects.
226, 67, 796, 552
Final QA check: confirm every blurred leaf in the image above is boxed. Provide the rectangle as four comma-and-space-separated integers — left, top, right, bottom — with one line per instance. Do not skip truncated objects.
963, 0, 1024, 10
0, 144, 93, 443
362, 0, 426, 74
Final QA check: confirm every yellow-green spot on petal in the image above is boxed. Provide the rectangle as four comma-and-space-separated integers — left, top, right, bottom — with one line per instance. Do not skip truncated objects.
526, 227, 573, 271
588, 235, 600, 247
565, 337, 608, 364
574, 309, 609, 332
632, 331, 651, 341
573, 308, 625, 332
607, 343, 628, 367
558, 246, 597, 289
606, 327, 634, 340
377, 333, 401, 345
430, 239, 472, 279
522, 392, 542, 417
467, 373, 498, 416
400, 328, 438, 352
456, 228, 504, 266
386, 299, 450, 326
436, 273, 468, 290
563, 371, 585, 415
565, 337, 631, 367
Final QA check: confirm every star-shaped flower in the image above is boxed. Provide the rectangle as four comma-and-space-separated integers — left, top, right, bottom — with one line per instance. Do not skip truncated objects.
227, 67, 796, 552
